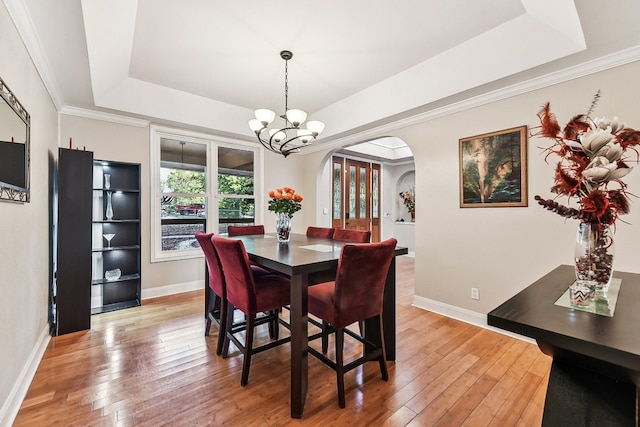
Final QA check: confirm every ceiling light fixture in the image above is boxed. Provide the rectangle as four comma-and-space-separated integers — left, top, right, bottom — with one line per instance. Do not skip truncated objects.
248, 50, 325, 158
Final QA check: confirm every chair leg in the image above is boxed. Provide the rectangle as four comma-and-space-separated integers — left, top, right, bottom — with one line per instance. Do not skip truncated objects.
222, 301, 235, 358
377, 315, 388, 381
205, 289, 217, 336
268, 310, 279, 340
215, 296, 227, 356
322, 320, 330, 354
335, 328, 346, 408
241, 315, 255, 387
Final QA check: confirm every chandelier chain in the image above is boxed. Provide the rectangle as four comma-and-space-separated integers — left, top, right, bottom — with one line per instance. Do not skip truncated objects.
284, 57, 289, 114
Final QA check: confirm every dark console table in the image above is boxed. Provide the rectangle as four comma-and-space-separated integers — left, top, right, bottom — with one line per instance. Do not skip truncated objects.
488, 265, 640, 426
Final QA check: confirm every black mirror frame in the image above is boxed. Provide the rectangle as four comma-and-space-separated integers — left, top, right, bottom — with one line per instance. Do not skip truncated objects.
0, 76, 30, 203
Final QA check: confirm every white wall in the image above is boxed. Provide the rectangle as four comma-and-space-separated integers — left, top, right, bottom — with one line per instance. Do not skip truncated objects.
0, 4, 59, 424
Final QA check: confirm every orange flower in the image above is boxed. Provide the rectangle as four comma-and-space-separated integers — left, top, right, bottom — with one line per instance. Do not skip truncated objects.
268, 186, 303, 217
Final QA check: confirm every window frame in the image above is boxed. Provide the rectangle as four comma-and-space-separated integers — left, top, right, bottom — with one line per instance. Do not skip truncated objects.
150, 125, 263, 262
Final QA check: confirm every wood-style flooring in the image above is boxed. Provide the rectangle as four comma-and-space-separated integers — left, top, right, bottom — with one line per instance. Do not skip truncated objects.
14, 256, 551, 426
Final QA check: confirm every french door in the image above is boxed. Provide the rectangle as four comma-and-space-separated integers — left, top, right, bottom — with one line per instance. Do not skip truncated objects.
331, 156, 380, 242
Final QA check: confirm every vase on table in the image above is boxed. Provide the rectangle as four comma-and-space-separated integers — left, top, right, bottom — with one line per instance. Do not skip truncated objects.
105, 191, 114, 220
574, 222, 615, 294
410, 210, 415, 222
275, 213, 292, 243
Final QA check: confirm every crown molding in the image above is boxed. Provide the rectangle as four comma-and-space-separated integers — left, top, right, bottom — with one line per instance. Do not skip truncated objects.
61, 106, 149, 127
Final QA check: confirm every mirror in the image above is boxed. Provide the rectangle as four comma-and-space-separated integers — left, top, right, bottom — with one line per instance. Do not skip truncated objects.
0, 76, 30, 202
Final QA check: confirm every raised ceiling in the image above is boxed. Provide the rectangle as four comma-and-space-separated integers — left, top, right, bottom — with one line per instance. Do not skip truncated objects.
7, 0, 640, 149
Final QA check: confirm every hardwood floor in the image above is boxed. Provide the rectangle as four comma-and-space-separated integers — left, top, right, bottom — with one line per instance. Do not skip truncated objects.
14, 257, 551, 426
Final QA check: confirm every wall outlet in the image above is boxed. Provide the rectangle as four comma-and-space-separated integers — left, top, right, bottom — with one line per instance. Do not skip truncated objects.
471, 287, 480, 300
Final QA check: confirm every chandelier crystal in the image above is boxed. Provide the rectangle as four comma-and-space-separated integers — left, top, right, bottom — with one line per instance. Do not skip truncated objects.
248, 50, 325, 157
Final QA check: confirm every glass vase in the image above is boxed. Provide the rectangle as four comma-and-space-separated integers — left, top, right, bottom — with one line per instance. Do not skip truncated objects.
275, 213, 292, 243
105, 191, 114, 220
574, 222, 615, 292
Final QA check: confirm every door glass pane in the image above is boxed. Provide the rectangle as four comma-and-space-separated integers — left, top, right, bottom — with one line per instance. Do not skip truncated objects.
372, 169, 379, 219
218, 146, 255, 232
160, 139, 206, 252
349, 166, 356, 218
333, 162, 341, 219
359, 167, 366, 218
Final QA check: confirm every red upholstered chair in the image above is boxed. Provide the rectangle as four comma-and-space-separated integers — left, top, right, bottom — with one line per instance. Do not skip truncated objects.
307, 238, 397, 408
331, 228, 372, 335
227, 225, 265, 236
195, 231, 228, 355
195, 231, 269, 354
306, 226, 335, 239
332, 228, 371, 243
212, 235, 292, 386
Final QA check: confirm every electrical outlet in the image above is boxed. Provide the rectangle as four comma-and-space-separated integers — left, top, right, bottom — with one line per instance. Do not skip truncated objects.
471, 288, 480, 300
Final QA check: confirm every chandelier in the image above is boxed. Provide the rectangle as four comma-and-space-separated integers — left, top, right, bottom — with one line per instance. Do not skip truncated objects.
248, 50, 325, 157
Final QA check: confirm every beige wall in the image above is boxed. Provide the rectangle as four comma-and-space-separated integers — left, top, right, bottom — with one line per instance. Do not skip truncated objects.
4, 0, 640, 420
0, 4, 59, 422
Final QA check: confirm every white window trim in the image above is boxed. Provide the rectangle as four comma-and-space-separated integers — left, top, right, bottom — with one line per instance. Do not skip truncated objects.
150, 124, 263, 262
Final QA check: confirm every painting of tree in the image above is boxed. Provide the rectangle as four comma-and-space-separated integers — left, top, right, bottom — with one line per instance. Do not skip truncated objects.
459, 126, 527, 207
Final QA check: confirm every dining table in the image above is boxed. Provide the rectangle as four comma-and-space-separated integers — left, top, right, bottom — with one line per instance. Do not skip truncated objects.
217, 232, 408, 418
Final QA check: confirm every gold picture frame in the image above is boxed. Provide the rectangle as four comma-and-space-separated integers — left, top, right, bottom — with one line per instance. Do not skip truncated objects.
459, 125, 527, 208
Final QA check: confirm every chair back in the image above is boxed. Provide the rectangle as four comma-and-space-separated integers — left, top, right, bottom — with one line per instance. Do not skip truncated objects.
227, 225, 265, 237
333, 228, 371, 243
306, 226, 334, 239
195, 231, 225, 297
333, 238, 397, 328
211, 235, 258, 314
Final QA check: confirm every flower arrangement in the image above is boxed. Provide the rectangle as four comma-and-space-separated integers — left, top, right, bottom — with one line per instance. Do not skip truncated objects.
533, 92, 640, 226
268, 186, 303, 218
399, 187, 415, 214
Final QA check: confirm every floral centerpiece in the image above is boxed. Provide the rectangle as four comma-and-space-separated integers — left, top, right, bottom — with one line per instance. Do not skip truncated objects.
533, 92, 640, 298
268, 186, 303, 242
399, 187, 415, 221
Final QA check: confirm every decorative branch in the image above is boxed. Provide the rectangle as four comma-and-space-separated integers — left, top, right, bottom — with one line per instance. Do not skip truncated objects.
533, 195, 587, 221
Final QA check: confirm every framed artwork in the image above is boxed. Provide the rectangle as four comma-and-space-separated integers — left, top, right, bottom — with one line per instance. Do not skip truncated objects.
459, 125, 527, 208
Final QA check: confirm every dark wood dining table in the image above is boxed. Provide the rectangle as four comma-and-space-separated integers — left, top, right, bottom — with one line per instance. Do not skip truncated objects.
227, 233, 408, 418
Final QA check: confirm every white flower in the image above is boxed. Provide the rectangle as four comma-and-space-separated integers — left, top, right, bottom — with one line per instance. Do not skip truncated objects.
582, 156, 632, 183
579, 128, 615, 154
593, 116, 625, 133
594, 142, 623, 162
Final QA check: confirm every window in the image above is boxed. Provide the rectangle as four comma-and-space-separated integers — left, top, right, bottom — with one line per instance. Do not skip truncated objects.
151, 126, 261, 262
217, 146, 257, 234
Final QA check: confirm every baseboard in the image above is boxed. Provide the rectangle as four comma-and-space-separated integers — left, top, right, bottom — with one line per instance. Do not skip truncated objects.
141, 280, 203, 300
0, 324, 50, 427
411, 294, 535, 345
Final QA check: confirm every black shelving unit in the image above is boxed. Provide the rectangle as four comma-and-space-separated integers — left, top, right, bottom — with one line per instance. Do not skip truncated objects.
91, 159, 141, 314
51, 147, 94, 336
